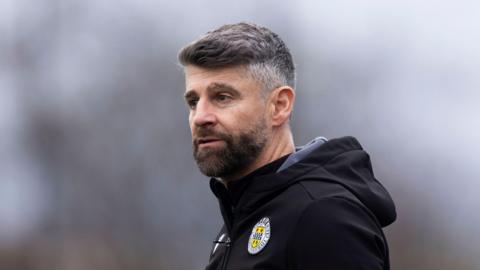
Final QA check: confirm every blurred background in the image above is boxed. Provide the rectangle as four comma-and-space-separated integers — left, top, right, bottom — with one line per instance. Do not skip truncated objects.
1, 0, 479, 269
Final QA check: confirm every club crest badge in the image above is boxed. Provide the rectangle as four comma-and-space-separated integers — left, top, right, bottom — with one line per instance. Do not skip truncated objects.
248, 217, 271, 255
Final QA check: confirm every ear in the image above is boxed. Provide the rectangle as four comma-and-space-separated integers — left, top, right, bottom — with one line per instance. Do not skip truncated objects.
269, 86, 295, 127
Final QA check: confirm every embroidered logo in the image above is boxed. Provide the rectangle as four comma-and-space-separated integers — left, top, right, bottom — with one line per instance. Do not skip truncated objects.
248, 217, 271, 255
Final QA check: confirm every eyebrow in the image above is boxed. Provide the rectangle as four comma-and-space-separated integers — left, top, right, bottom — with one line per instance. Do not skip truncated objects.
184, 82, 241, 100
183, 90, 197, 101
206, 82, 240, 95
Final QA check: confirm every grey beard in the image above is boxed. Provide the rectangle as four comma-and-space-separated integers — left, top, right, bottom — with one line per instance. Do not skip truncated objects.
193, 120, 267, 179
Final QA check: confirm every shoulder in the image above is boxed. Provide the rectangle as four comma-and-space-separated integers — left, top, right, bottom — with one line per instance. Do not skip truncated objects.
286, 196, 387, 269
292, 196, 382, 237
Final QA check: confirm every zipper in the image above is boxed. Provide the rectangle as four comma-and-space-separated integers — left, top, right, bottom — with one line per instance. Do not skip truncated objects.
220, 239, 232, 270
216, 185, 235, 270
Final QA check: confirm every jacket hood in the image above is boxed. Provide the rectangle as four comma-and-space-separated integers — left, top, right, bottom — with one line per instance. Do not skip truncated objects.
235, 136, 396, 227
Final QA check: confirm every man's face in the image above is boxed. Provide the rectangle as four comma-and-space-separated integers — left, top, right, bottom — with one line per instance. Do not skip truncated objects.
184, 65, 269, 179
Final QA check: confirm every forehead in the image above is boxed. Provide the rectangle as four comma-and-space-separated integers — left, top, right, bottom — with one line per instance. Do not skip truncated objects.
184, 65, 260, 94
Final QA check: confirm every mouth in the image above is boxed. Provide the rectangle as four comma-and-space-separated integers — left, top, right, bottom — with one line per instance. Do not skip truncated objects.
196, 137, 224, 148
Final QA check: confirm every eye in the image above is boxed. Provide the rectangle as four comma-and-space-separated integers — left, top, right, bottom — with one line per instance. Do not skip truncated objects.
186, 98, 198, 109
215, 93, 232, 103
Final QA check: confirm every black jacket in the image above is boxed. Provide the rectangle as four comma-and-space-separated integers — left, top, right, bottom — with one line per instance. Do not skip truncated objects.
206, 136, 396, 270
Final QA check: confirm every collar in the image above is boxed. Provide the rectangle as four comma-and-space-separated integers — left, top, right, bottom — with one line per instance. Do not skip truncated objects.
209, 154, 291, 233
210, 154, 291, 207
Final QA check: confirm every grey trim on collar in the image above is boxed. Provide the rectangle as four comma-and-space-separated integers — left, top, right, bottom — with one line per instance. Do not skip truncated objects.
276, 136, 328, 172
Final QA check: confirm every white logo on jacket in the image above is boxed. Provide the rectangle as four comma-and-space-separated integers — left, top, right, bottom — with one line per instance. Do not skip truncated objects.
248, 217, 271, 254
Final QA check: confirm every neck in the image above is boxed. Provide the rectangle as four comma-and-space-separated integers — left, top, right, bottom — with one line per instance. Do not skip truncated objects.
219, 128, 295, 184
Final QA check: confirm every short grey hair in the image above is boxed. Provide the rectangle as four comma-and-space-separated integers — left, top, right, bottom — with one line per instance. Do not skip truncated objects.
178, 22, 296, 92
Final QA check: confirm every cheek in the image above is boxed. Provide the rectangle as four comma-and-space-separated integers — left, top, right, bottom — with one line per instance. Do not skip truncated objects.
188, 113, 195, 134
229, 109, 260, 130
240, 103, 266, 122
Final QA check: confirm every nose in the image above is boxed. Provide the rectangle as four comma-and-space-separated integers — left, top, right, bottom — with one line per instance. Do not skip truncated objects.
191, 100, 217, 127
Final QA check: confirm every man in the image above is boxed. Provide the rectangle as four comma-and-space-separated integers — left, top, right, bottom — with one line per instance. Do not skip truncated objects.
179, 22, 396, 270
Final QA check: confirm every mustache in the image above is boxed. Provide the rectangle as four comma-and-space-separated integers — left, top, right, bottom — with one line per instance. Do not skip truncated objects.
193, 127, 231, 145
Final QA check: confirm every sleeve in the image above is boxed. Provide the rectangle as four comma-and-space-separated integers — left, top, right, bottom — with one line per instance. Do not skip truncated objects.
287, 197, 387, 270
